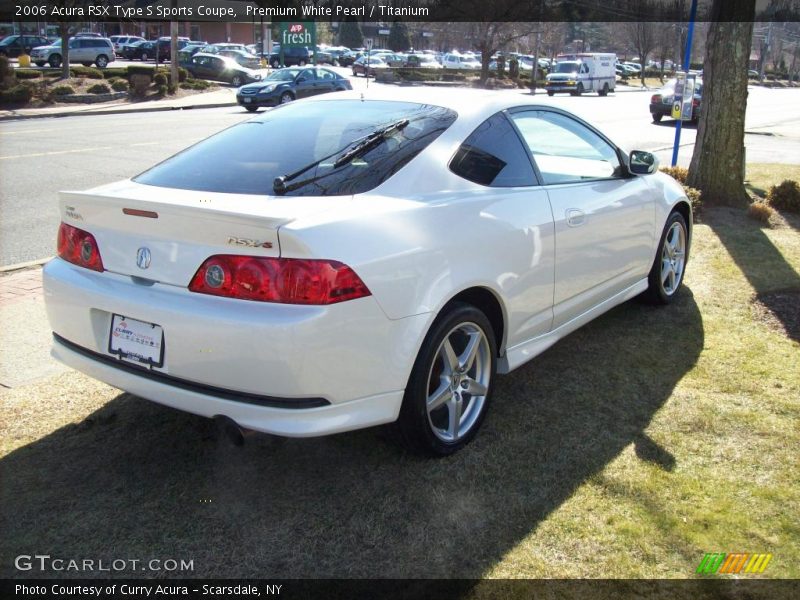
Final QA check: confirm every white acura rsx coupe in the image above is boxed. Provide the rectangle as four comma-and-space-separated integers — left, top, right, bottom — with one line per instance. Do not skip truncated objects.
43, 88, 691, 456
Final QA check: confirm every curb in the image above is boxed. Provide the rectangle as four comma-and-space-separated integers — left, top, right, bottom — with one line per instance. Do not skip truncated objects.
0, 257, 52, 273
0, 101, 238, 121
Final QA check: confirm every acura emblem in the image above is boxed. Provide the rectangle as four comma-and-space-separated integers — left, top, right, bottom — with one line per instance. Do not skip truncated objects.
136, 247, 151, 270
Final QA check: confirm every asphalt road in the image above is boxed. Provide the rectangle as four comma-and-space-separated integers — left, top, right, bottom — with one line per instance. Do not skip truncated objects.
1, 81, 799, 267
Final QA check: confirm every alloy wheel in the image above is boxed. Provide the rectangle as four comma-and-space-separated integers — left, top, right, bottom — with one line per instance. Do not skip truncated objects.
661, 221, 686, 295
425, 322, 491, 443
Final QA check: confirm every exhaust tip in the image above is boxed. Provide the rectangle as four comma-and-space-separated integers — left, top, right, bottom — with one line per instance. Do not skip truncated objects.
213, 415, 249, 447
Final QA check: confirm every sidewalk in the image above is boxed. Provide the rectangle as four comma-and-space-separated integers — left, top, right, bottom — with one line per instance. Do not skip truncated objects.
0, 87, 239, 121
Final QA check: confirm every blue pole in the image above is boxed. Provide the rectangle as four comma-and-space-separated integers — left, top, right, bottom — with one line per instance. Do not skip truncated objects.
671, 0, 699, 167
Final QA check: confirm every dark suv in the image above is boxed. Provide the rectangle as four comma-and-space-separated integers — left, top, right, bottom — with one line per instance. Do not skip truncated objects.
269, 47, 310, 68
0, 35, 50, 58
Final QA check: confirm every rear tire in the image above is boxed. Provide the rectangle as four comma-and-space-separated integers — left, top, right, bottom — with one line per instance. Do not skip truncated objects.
652, 113, 663, 123
35, 61, 45, 67
231, 74, 244, 87
547, 90, 554, 96
245, 106, 258, 112
389, 302, 497, 456
643, 211, 689, 304
599, 82, 609, 96
141, 52, 149, 61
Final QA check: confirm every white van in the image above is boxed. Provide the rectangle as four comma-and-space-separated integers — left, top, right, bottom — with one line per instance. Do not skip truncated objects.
545, 53, 616, 96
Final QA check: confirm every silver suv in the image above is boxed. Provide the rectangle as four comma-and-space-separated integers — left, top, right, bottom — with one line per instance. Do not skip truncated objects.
31, 37, 115, 68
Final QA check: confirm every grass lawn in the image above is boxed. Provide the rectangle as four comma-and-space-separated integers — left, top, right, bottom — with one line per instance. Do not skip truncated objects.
1, 178, 798, 580
746, 163, 800, 199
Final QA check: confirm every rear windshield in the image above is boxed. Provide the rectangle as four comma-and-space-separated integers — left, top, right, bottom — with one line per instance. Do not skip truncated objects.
134, 100, 457, 196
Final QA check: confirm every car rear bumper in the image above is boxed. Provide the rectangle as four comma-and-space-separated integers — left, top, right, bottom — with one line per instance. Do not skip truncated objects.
43, 258, 430, 436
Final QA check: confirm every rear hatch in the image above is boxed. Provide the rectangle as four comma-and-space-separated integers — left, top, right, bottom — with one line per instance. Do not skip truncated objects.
59, 180, 337, 287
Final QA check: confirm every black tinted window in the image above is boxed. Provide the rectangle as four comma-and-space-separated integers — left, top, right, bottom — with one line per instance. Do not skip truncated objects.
450, 112, 536, 187
134, 100, 457, 196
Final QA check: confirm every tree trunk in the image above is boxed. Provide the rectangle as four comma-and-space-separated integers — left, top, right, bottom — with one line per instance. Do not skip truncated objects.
60, 22, 70, 80
686, 1, 755, 207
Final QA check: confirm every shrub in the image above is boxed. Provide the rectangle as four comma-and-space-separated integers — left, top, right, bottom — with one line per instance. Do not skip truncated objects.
178, 67, 188, 82
0, 84, 34, 104
748, 201, 774, 225
87, 82, 111, 94
102, 67, 128, 79
0, 54, 12, 79
110, 79, 129, 92
157, 84, 168, 96
167, 83, 177, 95
51, 84, 75, 96
153, 72, 168, 86
72, 66, 104, 79
180, 78, 211, 90
14, 69, 43, 80
660, 165, 689, 184
685, 186, 703, 215
766, 179, 800, 212
127, 64, 156, 77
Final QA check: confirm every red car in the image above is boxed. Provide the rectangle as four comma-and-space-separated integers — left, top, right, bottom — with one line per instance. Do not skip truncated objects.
351, 56, 388, 77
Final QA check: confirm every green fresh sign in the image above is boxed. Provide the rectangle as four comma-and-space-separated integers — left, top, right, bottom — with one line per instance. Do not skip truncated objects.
279, 22, 316, 48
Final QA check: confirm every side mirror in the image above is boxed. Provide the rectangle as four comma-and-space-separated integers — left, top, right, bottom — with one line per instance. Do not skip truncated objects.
629, 150, 659, 175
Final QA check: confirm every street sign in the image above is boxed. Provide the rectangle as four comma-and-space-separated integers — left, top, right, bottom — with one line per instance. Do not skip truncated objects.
365, 38, 374, 50
671, 72, 697, 121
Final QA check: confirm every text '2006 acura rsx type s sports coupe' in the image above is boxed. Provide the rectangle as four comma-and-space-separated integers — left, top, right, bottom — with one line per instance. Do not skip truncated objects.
44, 89, 692, 456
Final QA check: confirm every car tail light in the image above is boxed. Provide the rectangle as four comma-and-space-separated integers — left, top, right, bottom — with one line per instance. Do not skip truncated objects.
188, 255, 371, 305
57, 222, 104, 272
651, 94, 661, 103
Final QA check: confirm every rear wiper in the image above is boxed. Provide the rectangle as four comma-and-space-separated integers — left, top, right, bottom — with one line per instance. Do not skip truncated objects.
272, 119, 410, 195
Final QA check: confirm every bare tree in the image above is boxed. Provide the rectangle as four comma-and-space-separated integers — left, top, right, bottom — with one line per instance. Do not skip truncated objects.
686, 0, 756, 207
626, 22, 658, 86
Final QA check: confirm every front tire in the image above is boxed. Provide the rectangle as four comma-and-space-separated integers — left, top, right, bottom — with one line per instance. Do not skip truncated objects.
231, 74, 244, 87
95, 55, 108, 68
245, 105, 258, 112
35, 61, 45, 67
279, 91, 293, 104
48, 54, 61, 68
390, 303, 497, 456
643, 211, 689, 304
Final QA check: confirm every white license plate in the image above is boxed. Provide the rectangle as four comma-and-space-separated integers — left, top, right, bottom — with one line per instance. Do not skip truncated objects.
243, 97, 252, 103
108, 314, 164, 367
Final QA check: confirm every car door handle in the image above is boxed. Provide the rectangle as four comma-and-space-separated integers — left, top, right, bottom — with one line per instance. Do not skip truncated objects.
566, 209, 585, 227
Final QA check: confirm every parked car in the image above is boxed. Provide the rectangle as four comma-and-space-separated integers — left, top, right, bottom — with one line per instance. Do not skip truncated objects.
237, 67, 351, 111
442, 53, 481, 70
337, 50, 360, 67
352, 55, 388, 77
155, 37, 190, 61
0, 34, 50, 58
748, 69, 759, 78
649, 77, 703, 123
201, 43, 248, 55
269, 46, 311, 68
214, 49, 261, 69
184, 53, 261, 86
30, 37, 115, 68
43, 88, 691, 456
405, 54, 442, 69
122, 40, 155, 61
384, 53, 407, 68
109, 35, 144, 56
177, 44, 207, 60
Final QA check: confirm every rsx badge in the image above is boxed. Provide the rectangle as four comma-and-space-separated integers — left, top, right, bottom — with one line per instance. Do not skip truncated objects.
227, 237, 273, 249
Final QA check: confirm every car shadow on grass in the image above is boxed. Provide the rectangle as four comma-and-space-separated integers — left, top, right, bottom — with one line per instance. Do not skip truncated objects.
706, 207, 800, 341
0, 290, 703, 579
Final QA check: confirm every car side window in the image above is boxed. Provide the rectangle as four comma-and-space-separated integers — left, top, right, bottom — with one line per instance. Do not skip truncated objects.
299, 68, 316, 80
510, 110, 622, 185
449, 111, 536, 187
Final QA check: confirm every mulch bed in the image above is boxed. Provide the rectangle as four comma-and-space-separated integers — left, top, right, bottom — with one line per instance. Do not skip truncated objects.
752, 288, 800, 342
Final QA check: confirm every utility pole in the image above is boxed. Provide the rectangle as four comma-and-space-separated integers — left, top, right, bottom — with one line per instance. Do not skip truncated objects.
759, 22, 772, 82
169, 0, 178, 91
531, 30, 541, 95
